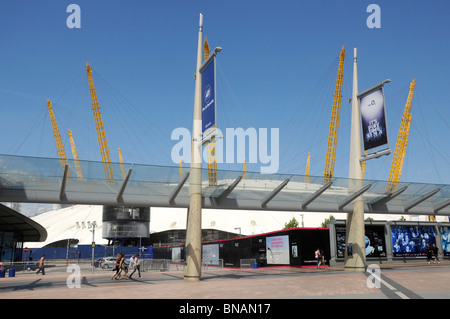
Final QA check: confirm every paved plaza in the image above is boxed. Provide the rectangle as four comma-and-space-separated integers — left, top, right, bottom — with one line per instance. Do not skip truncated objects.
0, 261, 449, 300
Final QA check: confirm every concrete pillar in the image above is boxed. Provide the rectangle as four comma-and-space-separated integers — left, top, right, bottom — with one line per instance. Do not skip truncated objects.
345, 48, 366, 272
184, 13, 204, 282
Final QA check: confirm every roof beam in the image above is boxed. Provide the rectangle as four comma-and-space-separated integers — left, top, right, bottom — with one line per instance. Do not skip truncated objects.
261, 178, 290, 208
370, 185, 408, 209
169, 171, 190, 205
117, 168, 132, 203
59, 165, 69, 201
301, 181, 333, 209
338, 183, 373, 210
215, 175, 242, 205
434, 198, 450, 213
405, 187, 441, 212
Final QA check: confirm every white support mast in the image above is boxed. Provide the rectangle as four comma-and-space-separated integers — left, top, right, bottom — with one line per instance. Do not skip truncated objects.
184, 13, 204, 282
345, 48, 366, 272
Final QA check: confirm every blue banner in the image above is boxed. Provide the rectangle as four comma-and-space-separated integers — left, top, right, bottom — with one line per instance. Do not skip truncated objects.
201, 58, 216, 134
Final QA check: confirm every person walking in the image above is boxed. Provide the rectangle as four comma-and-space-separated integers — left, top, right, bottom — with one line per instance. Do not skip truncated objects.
426, 243, 433, 264
130, 253, 141, 279
119, 253, 129, 280
36, 254, 46, 275
320, 249, 325, 268
111, 253, 122, 280
432, 244, 441, 264
315, 248, 321, 269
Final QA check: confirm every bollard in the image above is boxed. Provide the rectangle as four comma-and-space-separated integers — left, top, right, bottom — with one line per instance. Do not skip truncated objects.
253, 262, 258, 269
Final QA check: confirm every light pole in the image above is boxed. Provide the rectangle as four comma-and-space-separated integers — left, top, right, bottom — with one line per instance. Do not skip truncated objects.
91, 221, 97, 274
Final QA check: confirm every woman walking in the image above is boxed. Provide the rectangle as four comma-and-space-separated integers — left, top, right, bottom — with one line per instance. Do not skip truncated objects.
111, 253, 122, 280
119, 253, 129, 280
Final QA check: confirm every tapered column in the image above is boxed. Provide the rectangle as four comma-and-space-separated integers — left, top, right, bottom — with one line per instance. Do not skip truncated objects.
345, 48, 366, 272
184, 13, 204, 282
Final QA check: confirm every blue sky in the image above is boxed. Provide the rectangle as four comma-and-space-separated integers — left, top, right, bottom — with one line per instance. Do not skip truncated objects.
0, 0, 449, 184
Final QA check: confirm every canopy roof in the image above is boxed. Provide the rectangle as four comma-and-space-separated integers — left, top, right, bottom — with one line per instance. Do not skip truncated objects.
0, 154, 449, 216
0, 203, 47, 242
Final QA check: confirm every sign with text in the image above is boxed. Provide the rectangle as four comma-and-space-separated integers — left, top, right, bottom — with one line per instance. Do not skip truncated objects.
201, 57, 216, 136
266, 235, 290, 265
358, 85, 389, 151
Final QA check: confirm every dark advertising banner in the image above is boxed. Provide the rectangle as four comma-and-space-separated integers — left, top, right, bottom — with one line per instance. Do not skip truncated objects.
201, 57, 216, 135
335, 225, 386, 258
359, 86, 389, 151
391, 225, 436, 257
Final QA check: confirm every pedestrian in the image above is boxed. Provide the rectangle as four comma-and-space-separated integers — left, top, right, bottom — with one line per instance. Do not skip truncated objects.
111, 253, 122, 280
36, 254, 46, 275
426, 243, 433, 264
315, 248, 321, 269
119, 253, 129, 279
129, 255, 135, 271
130, 253, 141, 279
432, 244, 441, 264
320, 249, 325, 268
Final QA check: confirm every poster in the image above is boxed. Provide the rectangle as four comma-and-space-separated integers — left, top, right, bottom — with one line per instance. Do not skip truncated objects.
202, 244, 219, 265
335, 225, 386, 258
391, 225, 436, 257
201, 57, 216, 135
440, 227, 450, 257
359, 86, 389, 151
266, 235, 290, 264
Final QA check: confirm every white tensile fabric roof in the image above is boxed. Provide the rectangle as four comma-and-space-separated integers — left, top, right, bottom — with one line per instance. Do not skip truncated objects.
24, 204, 447, 248
23, 205, 343, 248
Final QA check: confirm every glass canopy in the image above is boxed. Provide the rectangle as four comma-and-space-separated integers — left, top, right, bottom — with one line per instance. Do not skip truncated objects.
0, 154, 449, 216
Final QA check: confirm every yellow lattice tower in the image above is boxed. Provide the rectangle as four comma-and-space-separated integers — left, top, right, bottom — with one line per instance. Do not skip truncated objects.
323, 46, 346, 184
47, 99, 72, 179
86, 62, 115, 183
68, 130, 84, 181
118, 148, 126, 180
179, 158, 184, 180
386, 79, 415, 193
204, 36, 217, 185
361, 150, 367, 179
305, 152, 311, 183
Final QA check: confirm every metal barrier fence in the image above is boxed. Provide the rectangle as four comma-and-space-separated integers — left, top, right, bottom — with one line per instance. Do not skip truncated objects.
140, 259, 224, 272
0, 259, 225, 276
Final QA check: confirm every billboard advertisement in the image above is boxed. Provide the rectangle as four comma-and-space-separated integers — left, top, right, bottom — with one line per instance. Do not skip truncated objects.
335, 225, 386, 258
358, 86, 389, 151
440, 227, 450, 257
391, 225, 436, 257
201, 57, 216, 135
202, 244, 220, 265
266, 235, 290, 265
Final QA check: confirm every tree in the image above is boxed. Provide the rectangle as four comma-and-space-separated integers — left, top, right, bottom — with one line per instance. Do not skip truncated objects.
321, 215, 335, 228
283, 217, 299, 229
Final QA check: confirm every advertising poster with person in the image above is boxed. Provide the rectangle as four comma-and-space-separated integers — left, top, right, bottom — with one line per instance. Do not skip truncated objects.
266, 235, 290, 265
391, 226, 436, 257
335, 225, 386, 258
440, 227, 450, 257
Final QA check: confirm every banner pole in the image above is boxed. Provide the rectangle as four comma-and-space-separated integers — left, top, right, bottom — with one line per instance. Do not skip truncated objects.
345, 48, 366, 272
184, 13, 204, 282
